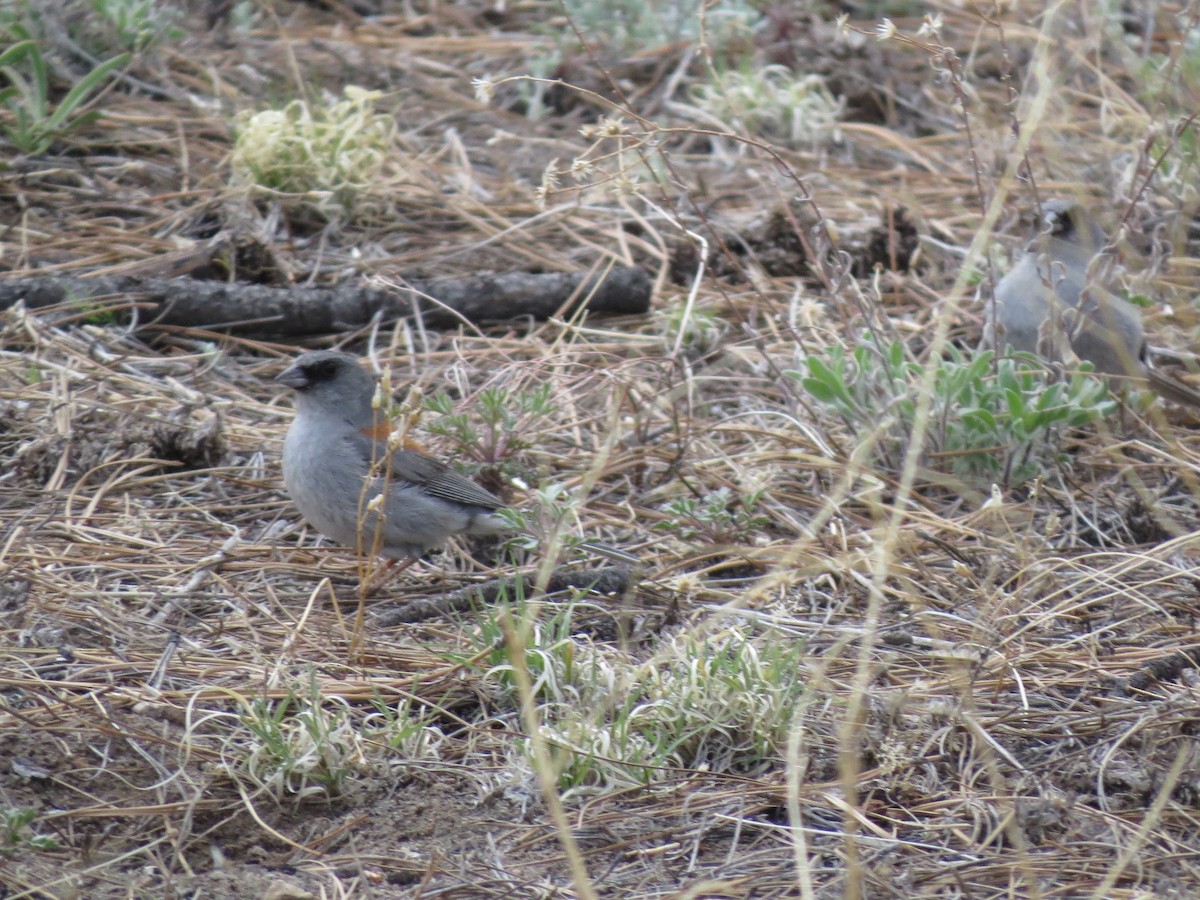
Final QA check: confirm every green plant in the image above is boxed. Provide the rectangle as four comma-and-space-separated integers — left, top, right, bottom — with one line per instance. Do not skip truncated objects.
71, 291, 125, 326
361, 697, 448, 759
1141, 117, 1200, 214
476, 596, 598, 705
656, 301, 728, 356
234, 678, 365, 802
509, 0, 760, 118
226, 0, 259, 33
229, 86, 395, 218
560, 0, 758, 56
536, 627, 810, 793
791, 341, 1117, 487
657, 486, 770, 543
470, 611, 812, 794
0, 28, 128, 154
690, 63, 844, 149
496, 480, 615, 563
90, 0, 183, 52
424, 382, 557, 467
0, 806, 57, 856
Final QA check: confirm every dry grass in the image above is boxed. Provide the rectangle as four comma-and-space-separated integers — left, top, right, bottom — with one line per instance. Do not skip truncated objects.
4, 1, 1200, 897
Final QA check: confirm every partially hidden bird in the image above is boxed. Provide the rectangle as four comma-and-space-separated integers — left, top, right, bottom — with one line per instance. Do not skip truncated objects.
986, 198, 1200, 408
276, 350, 633, 585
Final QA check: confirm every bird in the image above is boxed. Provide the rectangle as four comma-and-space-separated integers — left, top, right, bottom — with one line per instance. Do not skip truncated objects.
276, 349, 633, 587
986, 198, 1200, 408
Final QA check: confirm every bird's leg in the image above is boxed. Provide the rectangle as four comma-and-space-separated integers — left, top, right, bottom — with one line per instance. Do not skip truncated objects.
360, 555, 418, 597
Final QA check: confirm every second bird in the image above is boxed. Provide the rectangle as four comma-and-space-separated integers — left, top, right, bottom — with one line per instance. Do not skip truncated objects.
987, 199, 1200, 408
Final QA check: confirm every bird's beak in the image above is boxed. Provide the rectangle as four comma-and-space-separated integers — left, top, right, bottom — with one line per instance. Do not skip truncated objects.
275, 364, 308, 390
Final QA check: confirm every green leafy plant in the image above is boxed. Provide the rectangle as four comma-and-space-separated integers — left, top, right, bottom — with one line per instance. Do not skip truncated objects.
474, 594, 593, 704
424, 383, 557, 467
90, 0, 184, 53
468, 606, 812, 794
361, 697, 448, 758
492, 480, 600, 562
560, 0, 757, 56
657, 486, 770, 543
530, 627, 809, 793
235, 678, 364, 802
0, 806, 57, 857
791, 341, 1117, 487
690, 63, 844, 149
656, 301, 728, 356
513, 0, 759, 118
0, 28, 128, 154
229, 86, 395, 219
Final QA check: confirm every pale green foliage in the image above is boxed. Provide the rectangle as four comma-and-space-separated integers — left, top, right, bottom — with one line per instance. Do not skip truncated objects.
234, 688, 365, 802
691, 64, 844, 149
561, 0, 757, 55
424, 382, 557, 467
656, 300, 728, 355
230, 86, 395, 218
221, 676, 445, 804
0, 806, 58, 856
791, 340, 1118, 486
513, 0, 760, 119
477, 604, 612, 706
0, 27, 128, 154
362, 697, 450, 759
657, 486, 770, 543
546, 627, 808, 792
1129, 31, 1200, 206
1, 0, 183, 56
493, 480, 600, 561
89, 0, 183, 53
476, 615, 810, 794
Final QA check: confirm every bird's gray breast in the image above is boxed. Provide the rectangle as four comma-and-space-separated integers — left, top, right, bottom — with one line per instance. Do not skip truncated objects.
282, 424, 373, 548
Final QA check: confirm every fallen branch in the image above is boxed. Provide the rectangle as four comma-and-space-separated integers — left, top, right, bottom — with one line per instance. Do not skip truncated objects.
0, 267, 652, 336
371, 565, 634, 625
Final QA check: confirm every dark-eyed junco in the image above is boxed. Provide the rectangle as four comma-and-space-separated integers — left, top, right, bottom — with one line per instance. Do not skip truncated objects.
276, 350, 633, 583
986, 199, 1200, 408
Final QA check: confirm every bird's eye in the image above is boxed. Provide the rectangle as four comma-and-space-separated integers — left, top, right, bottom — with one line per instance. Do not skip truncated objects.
307, 359, 339, 381
1048, 210, 1074, 235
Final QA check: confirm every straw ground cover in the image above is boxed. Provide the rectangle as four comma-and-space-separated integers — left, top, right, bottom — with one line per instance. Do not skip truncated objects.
4, 0, 1200, 896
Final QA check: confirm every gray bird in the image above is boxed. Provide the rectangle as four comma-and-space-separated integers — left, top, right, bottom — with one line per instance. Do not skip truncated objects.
987, 199, 1200, 408
276, 350, 634, 584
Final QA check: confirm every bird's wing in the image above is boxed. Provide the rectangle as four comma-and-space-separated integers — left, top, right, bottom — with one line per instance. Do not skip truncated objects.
1071, 286, 1147, 377
347, 425, 504, 511
385, 449, 505, 510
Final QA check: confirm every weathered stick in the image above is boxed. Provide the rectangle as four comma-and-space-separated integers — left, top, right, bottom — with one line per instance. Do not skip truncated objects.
0, 266, 652, 335
371, 566, 633, 626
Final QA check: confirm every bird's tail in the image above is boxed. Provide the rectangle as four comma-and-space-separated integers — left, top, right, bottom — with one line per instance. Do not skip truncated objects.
1146, 367, 1200, 410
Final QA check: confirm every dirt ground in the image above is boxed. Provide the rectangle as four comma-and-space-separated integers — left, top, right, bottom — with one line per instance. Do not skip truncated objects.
4, 1, 1200, 897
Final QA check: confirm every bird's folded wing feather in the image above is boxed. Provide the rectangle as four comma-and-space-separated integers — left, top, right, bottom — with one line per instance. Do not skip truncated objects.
347, 429, 504, 510
387, 450, 506, 510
